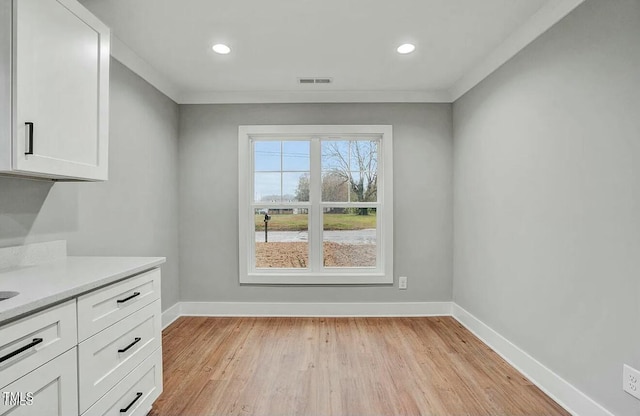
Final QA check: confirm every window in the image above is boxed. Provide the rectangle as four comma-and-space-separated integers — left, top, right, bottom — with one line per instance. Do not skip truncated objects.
239, 125, 393, 284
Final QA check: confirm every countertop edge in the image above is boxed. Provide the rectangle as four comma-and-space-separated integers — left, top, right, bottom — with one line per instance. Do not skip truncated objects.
0, 256, 166, 325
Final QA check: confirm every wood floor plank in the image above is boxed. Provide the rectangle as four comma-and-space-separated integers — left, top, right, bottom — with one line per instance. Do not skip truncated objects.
149, 317, 570, 416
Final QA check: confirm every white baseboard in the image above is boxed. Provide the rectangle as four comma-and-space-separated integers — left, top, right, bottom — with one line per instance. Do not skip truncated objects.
161, 302, 181, 329
162, 301, 451, 322
178, 301, 452, 317
451, 304, 614, 416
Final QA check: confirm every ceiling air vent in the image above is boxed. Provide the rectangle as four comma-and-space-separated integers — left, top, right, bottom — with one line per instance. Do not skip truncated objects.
298, 77, 333, 85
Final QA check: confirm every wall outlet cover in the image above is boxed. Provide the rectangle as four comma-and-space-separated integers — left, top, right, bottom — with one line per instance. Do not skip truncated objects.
399, 276, 408, 290
623, 364, 640, 400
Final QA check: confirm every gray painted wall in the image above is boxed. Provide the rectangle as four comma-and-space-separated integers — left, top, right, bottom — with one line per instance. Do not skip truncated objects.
179, 103, 453, 302
453, 0, 640, 414
0, 59, 181, 310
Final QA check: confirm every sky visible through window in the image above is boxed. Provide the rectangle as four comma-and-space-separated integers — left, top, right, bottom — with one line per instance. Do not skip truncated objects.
254, 141, 310, 202
254, 140, 378, 202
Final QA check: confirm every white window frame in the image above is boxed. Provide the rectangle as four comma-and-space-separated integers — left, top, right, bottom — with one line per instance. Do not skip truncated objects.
238, 125, 393, 285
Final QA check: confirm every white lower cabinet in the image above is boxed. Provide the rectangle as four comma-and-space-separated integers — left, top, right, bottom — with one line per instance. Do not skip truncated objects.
0, 267, 163, 416
0, 347, 78, 416
78, 270, 163, 416
78, 300, 161, 413
83, 348, 162, 416
77, 269, 161, 342
0, 300, 76, 388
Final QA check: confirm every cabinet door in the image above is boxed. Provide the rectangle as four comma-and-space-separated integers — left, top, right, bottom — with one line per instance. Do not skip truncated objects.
0, 348, 78, 416
14, 0, 109, 180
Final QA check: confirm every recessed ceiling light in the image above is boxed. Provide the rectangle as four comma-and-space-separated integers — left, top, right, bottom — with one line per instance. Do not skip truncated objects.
396, 43, 416, 54
212, 44, 231, 54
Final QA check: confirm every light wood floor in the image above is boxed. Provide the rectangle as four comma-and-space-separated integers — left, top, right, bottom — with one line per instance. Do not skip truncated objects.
150, 317, 569, 416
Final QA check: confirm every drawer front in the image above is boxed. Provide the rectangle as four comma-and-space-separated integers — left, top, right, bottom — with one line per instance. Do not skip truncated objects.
83, 347, 162, 416
77, 268, 160, 341
0, 300, 77, 388
78, 300, 161, 413
0, 347, 78, 416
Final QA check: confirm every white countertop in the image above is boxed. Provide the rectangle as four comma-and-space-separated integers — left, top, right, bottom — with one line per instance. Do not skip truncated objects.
0, 256, 165, 324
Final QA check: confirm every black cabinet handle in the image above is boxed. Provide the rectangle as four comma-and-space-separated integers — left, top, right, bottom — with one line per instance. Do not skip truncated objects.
117, 292, 140, 304
0, 338, 43, 363
25, 122, 34, 155
119, 392, 143, 413
118, 337, 141, 353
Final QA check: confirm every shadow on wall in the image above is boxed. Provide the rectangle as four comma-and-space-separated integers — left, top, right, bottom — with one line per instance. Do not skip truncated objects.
0, 177, 78, 247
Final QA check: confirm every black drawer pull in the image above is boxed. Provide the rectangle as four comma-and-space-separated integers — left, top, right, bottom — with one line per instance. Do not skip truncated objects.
117, 291, 140, 304
118, 337, 141, 353
0, 338, 43, 363
120, 392, 143, 413
25, 122, 34, 155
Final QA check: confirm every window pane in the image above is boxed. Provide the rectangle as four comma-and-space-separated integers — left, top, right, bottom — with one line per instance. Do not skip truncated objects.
255, 172, 281, 202
255, 208, 309, 269
321, 171, 349, 202
349, 171, 377, 202
283, 141, 310, 171
321, 141, 349, 171
323, 208, 377, 268
349, 140, 378, 173
254, 141, 281, 171
322, 140, 378, 203
284, 172, 310, 202
321, 140, 349, 203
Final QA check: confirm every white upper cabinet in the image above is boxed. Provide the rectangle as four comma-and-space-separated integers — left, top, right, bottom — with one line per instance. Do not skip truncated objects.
0, 0, 110, 181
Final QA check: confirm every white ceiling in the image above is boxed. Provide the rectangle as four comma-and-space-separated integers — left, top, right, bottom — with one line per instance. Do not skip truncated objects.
79, 0, 584, 104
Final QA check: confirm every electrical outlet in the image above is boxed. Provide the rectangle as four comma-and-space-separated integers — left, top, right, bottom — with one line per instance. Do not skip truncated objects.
623, 364, 640, 400
398, 276, 408, 290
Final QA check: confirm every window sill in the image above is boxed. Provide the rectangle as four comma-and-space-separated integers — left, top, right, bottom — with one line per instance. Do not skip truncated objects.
241, 273, 393, 285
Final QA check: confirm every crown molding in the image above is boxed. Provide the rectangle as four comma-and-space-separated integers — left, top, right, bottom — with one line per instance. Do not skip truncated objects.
177, 89, 452, 104
448, 0, 585, 101
110, 36, 181, 103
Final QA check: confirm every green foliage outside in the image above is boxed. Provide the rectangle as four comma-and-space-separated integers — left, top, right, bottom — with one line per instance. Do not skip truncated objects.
255, 213, 376, 231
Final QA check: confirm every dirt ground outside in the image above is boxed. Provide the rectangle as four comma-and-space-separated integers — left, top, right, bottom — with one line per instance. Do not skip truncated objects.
255, 241, 375, 268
